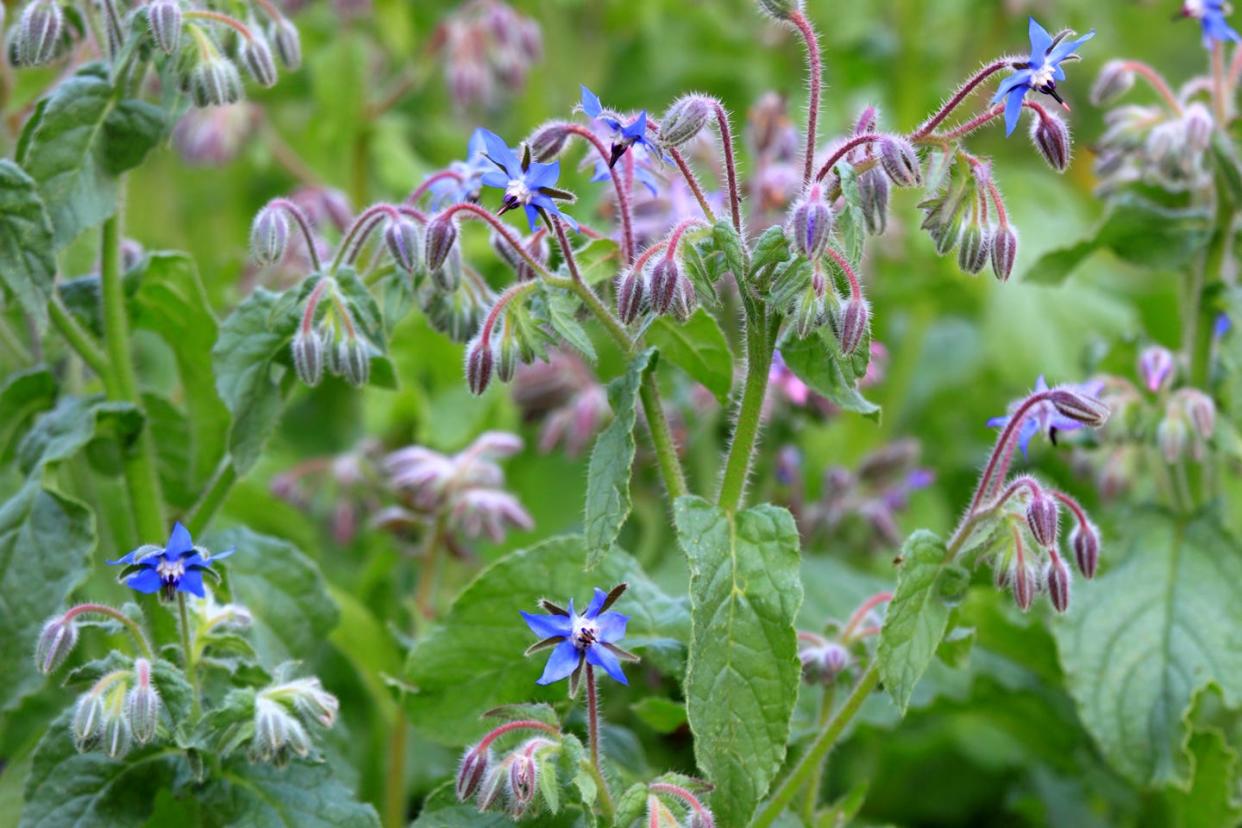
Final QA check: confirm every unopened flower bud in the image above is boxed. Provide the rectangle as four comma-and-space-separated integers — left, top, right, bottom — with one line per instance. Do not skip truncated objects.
669, 272, 697, 322
1048, 387, 1110, 428
660, 95, 712, 148
1012, 564, 1035, 612
754, 0, 803, 21
878, 135, 921, 187
147, 0, 182, 54
858, 168, 889, 235
990, 224, 1018, 282
1070, 522, 1099, 579
477, 766, 507, 811
1183, 103, 1213, 153
786, 185, 834, 259
507, 749, 538, 813
1181, 389, 1216, 439
338, 337, 370, 387
126, 659, 161, 744
72, 692, 105, 749
1139, 346, 1176, 393
191, 57, 244, 107
457, 745, 491, 801
1031, 110, 1071, 172
385, 217, 420, 272
426, 214, 459, 272
1091, 61, 1135, 105
957, 224, 989, 274
1026, 492, 1059, 548
431, 246, 463, 292
103, 709, 133, 759
253, 697, 310, 762
528, 122, 572, 162
34, 614, 77, 674
466, 335, 495, 395
241, 37, 278, 88
495, 335, 518, 383
250, 205, 289, 265
649, 258, 680, 315
1157, 414, 1188, 463
800, 642, 850, 684
270, 18, 301, 70
687, 809, 717, 828
616, 268, 646, 324
1045, 555, 1071, 613
292, 329, 325, 386
13, 0, 63, 66
838, 298, 869, 355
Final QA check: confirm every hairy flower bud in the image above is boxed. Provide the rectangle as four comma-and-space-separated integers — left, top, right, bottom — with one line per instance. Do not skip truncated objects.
1045, 555, 1072, 613
616, 268, 646, 324
103, 709, 133, 759
1012, 564, 1035, 612
838, 298, 869, 355
291, 329, 324, 386
250, 205, 289, 265
858, 168, 889, 235
457, 745, 491, 801
126, 659, 161, 744
34, 614, 77, 674
1048, 387, 1109, 427
477, 766, 507, 811
466, 334, 495, 395
270, 18, 301, 70
1071, 522, 1099, 579
649, 258, 680, 315
957, 223, 989, 274
507, 749, 538, 814
495, 335, 519, 383
1031, 110, 1071, 172
786, 185, 834, 259
1157, 414, 1187, 463
800, 642, 849, 684
253, 697, 310, 763
1026, 492, 1059, 548
1183, 103, 1213, 153
990, 224, 1018, 282
660, 95, 712, 148
338, 338, 370, 387
1137, 346, 1175, 393
878, 135, 921, 187
754, 0, 803, 21
1091, 60, 1135, 105
147, 0, 182, 54
191, 57, 244, 107
241, 37, 278, 88
426, 215, 459, 273
72, 692, 105, 749
670, 272, 697, 322
13, 0, 63, 66
385, 217, 420, 272
528, 122, 572, 162
1181, 389, 1216, 440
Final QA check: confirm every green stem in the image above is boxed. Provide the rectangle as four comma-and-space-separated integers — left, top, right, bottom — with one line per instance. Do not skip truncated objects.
750, 664, 879, 828
177, 592, 201, 718
800, 684, 838, 823
717, 306, 774, 512
64, 602, 155, 659
585, 666, 616, 822
184, 458, 238, 535
49, 295, 109, 378
1187, 195, 1233, 389
100, 205, 166, 541
383, 716, 408, 828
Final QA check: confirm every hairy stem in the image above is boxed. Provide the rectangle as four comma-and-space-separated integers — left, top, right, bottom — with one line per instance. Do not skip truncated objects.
668, 147, 717, 222
49, 294, 108, 377
800, 683, 837, 822
585, 666, 616, 821
711, 101, 743, 232
559, 123, 636, 264
178, 592, 201, 718
63, 603, 155, 659
788, 11, 822, 188
912, 59, 1010, 139
717, 305, 774, 511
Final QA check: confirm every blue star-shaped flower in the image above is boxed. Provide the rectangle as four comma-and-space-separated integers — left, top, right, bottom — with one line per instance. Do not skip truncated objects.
986, 376, 1102, 457
477, 129, 578, 232
580, 85, 665, 167
1181, 0, 1241, 47
109, 522, 233, 600
589, 158, 661, 197
521, 586, 636, 689
426, 128, 492, 209
992, 18, 1095, 136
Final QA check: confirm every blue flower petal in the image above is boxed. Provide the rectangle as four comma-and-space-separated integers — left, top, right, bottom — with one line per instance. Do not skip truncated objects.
622, 111, 648, 141
991, 70, 1032, 105
525, 160, 561, 190
481, 170, 510, 189
589, 162, 610, 184
1028, 17, 1053, 62
596, 611, 628, 643
536, 640, 582, 685
521, 610, 573, 639
178, 568, 205, 598
108, 551, 137, 566
166, 522, 194, 559
1017, 417, 1040, 458
585, 588, 609, 618
585, 644, 628, 685
209, 546, 235, 561
523, 203, 540, 233
1003, 85, 1028, 136
635, 166, 660, 197
126, 567, 163, 594
580, 85, 603, 118
466, 128, 487, 160
479, 129, 521, 178
1047, 30, 1095, 64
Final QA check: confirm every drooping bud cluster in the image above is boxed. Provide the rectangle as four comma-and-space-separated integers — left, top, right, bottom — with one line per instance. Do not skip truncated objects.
1029, 106, 1071, 172
918, 160, 1014, 280
69, 657, 168, 759
288, 277, 373, 388
249, 675, 340, 765
455, 718, 563, 821
797, 592, 890, 686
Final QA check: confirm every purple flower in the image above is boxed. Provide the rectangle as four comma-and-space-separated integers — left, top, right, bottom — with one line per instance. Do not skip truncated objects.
478, 129, 578, 232
580, 85, 664, 167
987, 376, 1103, 456
521, 586, 635, 687
992, 18, 1094, 136
1180, 0, 1241, 47
108, 522, 233, 600
427, 128, 492, 209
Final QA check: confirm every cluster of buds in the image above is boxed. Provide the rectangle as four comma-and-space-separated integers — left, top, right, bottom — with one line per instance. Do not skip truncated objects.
432, 0, 542, 111
249, 675, 340, 766
1091, 60, 1216, 194
511, 349, 612, 457
797, 592, 891, 686
378, 431, 534, 546
641, 778, 717, 828
917, 157, 1018, 281
616, 218, 705, 325
455, 717, 563, 820
782, 439, 933, 551
71, 658, 162, 759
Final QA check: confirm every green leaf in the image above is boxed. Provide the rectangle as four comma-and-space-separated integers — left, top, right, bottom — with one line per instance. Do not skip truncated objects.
17, 394, 143, 475
674, 496, 803, 827
0, 481, 95, 713
0, 160, 56, 330
404, 535, 688, 744
750, 225, 791, 274
537, 284, 597, 363
209, 526, 339, 664
876, 530, 955, 713
834, 165, 866, 265
630, 697, 688, 734
0, 366, 58, 460
1161, 725, 1242, 827
411, 784, 518, 827
1024, 194, 1213, 285
21, 65, 164, 247
19, 713, 180, 828
1054, 509, 1242, 786
778, 327, 879, 419
583, 349, 655, 568
647, 309, 733, 404
205, 759, 379, 827
711, 220, 747, 280
571, 237, 622, 286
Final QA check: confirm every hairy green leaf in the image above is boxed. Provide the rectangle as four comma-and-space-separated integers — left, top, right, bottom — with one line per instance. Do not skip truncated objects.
0, 367, 58, 461
0, 161, 56, 330
17, 394, 143, 475
778, 327, 879, 419
204, 759, 380, 827
647, 310, 733, 404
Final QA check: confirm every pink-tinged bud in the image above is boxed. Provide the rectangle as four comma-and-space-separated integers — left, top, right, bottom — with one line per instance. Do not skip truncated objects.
34, 614, 77, 674
13, 0, 63, 67
507, 749, 538, 813
957, 224, 989, 274
1031, 110, 1071, 172
426, 215, 459, 272
1138, 346, 1175, 393
1157, 414, 1187, 463
786, 185, 834, 259
466, 335, 495, 395
858, 168, 890, 235
687, 809, 717, 828
250, 206, 290, 265
649, 258, 680, 315
528, 122, 572, 163
990, 224, 1018, 282
616, 268, 646, 324
126, 659, 161, 744
147, 0, 182, 54
72, 692, 105, 749
1012, 564, 1035, 612
878, 135, 922, 187
660, 95, 712, 148
838, 298, 869, 355
338, 338, 370, 387
291, 329, 324, 386
1183, 103, 1214, 153
477, 766, 506, 811
1091, 61, 1135, 105
993, 561, 1011, 590
191, 57, 244, 107
670, 273, 697, 322
800, 642, 850, 684
1070, 522, 1100, 579
384, 217, 420, 272
1181, 389, 1216, 440
241, 37, 278, 88
754, 0, 803, 21
1045, 555, 1072, 613
270, 18, 301, 70
1048, 387, 1110, 428
457, 745, 491, 801
1026, 492, 1060, 548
